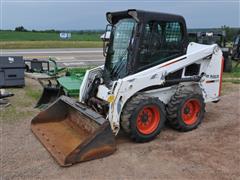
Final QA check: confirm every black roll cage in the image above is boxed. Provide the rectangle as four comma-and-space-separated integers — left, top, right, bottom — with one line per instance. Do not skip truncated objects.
104, 9, 188, 80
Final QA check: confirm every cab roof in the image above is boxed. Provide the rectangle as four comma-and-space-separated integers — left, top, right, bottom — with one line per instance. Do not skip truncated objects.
106, 9, 186, 25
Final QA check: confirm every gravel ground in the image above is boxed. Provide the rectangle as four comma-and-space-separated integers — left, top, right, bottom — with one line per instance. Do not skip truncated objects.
1, 81, 240, 180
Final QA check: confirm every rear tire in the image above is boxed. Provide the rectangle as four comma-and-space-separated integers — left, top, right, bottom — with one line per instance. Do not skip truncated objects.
166, 90, 205, 132
121, 95, 166, 143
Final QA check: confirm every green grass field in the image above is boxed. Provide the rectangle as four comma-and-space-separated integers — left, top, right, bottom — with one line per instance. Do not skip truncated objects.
222, 61, 240, 84
0, 31, 102, 49
0, 41, 102, 49
0, 31, 101, 41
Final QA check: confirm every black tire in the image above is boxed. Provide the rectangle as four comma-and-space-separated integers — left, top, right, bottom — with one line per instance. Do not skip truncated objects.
223, 57, 232, 72
166, 90, 205, 132
121, 95, 166, 143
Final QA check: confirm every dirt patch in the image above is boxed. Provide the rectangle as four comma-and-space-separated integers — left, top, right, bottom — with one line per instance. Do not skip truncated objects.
221, 82, 240, 95
0, 78, 41, 123
1, 81, 240, 180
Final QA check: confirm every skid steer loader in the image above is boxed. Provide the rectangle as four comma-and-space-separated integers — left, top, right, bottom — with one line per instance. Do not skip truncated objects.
31, 9, 224, 166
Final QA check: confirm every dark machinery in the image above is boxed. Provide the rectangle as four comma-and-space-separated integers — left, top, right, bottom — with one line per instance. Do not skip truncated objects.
231, 34, 240, 67
188, 31, 232, 72
0, 56, 25, 87
0, 89, 14, 107
25, 58, 65, 76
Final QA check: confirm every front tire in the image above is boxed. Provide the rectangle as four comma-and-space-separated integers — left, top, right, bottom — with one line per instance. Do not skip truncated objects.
166, 90, 205, 132
121, 95, 166, 143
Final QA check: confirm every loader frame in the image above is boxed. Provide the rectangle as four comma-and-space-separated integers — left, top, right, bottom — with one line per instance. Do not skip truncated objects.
79, 10, 223, 134
80, 43, 223, 133
31, 9, 224, 166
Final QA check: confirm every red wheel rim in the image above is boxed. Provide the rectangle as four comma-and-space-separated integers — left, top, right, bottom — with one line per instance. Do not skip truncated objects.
136, 105, 160, 135
181, 99, 201, 125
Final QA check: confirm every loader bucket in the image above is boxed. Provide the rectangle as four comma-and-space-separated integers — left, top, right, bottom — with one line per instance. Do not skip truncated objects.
31, 96, 116, 166
35, 86, 65, 109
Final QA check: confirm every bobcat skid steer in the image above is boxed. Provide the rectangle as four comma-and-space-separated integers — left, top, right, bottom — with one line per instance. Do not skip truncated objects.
31, 9, 224, 166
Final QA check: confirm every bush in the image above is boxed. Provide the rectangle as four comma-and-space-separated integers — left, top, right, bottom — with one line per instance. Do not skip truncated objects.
15, 26, 28, 32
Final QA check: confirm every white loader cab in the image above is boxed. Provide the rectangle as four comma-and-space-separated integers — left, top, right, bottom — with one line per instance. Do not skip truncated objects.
80, 10, 223, 139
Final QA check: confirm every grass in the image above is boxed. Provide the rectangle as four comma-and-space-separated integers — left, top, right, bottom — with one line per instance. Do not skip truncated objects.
223, 61, 240, 84
0, 31, 101, 41
222, 79, 240, 84
0, 83, 41, 123
25, 86, 42, 100
0, 31, 103, 49
223, 66, 240, 78
0, 41, 102, 49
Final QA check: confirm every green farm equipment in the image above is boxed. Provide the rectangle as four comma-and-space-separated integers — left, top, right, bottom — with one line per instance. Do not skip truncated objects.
35, 68, 86, 108
25, 57, 65, 76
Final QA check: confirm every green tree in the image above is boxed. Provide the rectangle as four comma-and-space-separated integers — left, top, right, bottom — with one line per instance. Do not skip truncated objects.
221, 25, 240, 41
15, 26, 28, 32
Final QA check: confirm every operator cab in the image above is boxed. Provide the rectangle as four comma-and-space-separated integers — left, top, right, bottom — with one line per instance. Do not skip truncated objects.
103, 9, 188, 84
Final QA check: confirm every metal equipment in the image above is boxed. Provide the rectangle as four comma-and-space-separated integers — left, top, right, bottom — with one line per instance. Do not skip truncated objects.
35, 68, 86, 108
24, 57, 67, 108
0, 56, 25, 87
231, 34, 240, 67
0, 89, 14, 108
31, 10, 224, 166
31, 96, 116, 166
188, 31, 232, 72
25, 58, 65, 76
25, 59, 50, 73
35, 84, 65, 109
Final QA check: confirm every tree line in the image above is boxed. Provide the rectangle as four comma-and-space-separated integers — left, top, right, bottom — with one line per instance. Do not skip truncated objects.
13, 26, 104, 34
1, 25, 239, 42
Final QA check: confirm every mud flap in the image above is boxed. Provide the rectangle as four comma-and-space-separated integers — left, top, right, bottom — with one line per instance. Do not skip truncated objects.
31, 96, 116, 166
35, 86, 65, 109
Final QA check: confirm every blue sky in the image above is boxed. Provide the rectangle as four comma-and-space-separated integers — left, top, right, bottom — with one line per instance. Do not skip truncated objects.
1, 0, 239, 30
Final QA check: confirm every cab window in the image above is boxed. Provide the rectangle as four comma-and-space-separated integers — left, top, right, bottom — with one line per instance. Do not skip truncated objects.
137, 21, 184, 70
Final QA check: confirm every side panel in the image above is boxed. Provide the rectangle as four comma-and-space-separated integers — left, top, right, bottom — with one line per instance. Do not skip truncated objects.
108, 43, 219, 133
79, 66, 103, 103
142, 86, 177, 104
80, 43, 222, 134
200, 47, 223, 102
